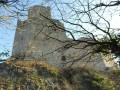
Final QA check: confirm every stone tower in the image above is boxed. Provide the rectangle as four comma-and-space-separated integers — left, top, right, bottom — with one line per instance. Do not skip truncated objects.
12, 5, 116, 71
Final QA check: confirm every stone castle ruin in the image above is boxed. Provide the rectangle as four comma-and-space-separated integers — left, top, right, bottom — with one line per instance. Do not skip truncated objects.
12, 5, 116, 71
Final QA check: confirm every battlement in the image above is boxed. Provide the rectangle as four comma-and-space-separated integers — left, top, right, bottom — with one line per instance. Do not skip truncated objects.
28, 5, 51, 19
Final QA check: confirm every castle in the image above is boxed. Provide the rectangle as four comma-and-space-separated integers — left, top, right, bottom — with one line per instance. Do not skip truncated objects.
12, 5, 116, 71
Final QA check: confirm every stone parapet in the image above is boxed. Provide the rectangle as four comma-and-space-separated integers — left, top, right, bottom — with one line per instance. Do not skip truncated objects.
28, 5, 51, 19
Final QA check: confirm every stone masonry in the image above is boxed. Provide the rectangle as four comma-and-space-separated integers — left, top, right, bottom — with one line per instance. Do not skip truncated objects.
12, 5, 116, 71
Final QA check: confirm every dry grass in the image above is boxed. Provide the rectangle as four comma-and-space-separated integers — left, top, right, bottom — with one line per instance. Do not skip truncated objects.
0, 58, 117, 90
9, 59, 60, 76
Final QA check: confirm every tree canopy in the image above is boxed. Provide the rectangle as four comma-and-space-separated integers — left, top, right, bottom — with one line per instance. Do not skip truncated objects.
48, 0, 120, 59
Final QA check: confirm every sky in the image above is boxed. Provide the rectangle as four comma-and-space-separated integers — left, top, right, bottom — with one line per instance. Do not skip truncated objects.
0, 0, 59, 59
0, 0, 120, 59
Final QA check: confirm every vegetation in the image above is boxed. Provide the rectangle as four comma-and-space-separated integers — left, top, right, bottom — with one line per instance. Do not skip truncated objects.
0, 59, 117, 90
1, 0, 120, 89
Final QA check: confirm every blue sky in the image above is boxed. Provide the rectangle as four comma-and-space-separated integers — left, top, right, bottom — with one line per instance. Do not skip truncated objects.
0, 0, 61, 59
0, 0, 120, 59
0, 0, 44, 59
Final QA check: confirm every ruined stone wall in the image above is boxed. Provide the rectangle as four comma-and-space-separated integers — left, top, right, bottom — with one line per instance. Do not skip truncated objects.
28, 5, 51, 19
12, 5, 116, 71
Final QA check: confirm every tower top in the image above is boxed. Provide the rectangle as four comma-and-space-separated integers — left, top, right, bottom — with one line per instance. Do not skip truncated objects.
28, 5, 51, 19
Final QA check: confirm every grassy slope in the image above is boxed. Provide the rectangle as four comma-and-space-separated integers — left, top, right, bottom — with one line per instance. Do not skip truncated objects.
0, 59, 117, 90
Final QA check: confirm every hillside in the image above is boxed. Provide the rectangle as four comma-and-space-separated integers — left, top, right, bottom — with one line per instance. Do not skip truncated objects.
0, 59, 118, 90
